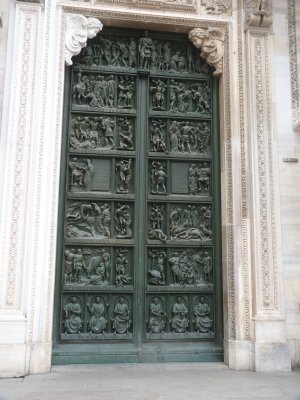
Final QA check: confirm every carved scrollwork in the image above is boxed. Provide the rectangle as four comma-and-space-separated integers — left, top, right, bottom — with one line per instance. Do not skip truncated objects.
245, 0, 273, 29
65, 14, 103, 66
188, 28, 224, 77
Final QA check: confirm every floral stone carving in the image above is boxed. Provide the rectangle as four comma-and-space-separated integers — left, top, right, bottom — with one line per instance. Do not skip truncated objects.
65, 14, 103, 66
188, 28, 224, 77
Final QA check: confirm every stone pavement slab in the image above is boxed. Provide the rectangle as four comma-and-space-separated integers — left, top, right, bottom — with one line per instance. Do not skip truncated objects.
0, 363, 299, 400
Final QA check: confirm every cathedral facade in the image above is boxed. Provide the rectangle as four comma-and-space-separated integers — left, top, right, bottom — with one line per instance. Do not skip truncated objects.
0, 0, 299, 377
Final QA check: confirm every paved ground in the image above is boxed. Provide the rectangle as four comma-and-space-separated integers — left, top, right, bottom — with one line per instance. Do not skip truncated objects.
0, 363, 299, 400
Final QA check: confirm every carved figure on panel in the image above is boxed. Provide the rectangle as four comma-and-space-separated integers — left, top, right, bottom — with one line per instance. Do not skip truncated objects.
118, 77, 135, 109
116, 159, 132, 193
194, 122, 210, 153
99, 117, 115, 148
180, 121, 194, 152
168, 249, 213, 286
69, 158, 93, 190
148, 204, 167, 242
63, 296, 82, 334
111, 297, 131, 334
148, 298, 166, 333
194, 297, 212, 333
118, 117, 134, 150
67, 202, 111, 239
170, 205, 213, 242
73, 70, 87, 105
201, 0, 231, 15
171, 297, 188, 333
64, 249, 76, 284
169, 121, 180, 152
65, 15, 103, 66
188, 28, 224, 77
188, 163, 211, 195
151, 161, 167, 195
150, 79, 166, 110
203, 252, 213, 283
115, 204, 133, 238
85, 249, 110, 286
139, 31, 153, 69
148, 250, 166, 285
115, 248, 132, 286
192, 82, 211, 113
150, 120, 168, 153
73, 249, 86, 284
72, 73, 119, 108
87, 296, 108, 334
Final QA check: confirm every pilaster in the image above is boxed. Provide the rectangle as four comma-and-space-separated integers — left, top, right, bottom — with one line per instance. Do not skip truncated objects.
245, 18, 291, 371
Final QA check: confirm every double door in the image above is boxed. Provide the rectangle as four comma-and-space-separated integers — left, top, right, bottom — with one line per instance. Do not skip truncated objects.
53, 28, 223, 363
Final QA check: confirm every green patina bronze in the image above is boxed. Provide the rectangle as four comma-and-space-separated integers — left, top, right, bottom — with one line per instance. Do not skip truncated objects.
52, 28, 223, 364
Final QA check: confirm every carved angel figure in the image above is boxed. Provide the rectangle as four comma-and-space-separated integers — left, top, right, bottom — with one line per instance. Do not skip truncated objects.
65, 14, 103, 66
188, 28, 224, 77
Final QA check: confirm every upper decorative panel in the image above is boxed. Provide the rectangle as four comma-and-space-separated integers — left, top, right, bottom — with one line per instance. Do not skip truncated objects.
63, 0, 231, 15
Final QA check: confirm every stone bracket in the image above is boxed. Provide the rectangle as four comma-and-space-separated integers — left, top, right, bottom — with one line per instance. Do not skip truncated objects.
188, 27, 224, 77
65, 13, 103, 66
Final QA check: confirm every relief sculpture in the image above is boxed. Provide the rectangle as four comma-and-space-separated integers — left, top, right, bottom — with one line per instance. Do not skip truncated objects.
188, 163, 211, 195
171, 297, 189, 333
169, 120, 210, 154
150, 119, 168, 153
118, 117, 134, 150
63, 296, 82, 334
87, 296, 108, 334
169, 79, 211, 113
66, 202, 111, 238
115, 204, 133, 238
64, 248, 111, 286
148, 298, 166, 334
70, 116, 116, 150
69, 158, 93, 190
194, 297, 212, 333
72, 71, 118, 108
111, 297, 131, 334
148, 204, 167, 242
170, 204, 213, 242
151, 161, 167, 195
168, 250, 213, 286
148, 250, 166, 285
116, 159, 132, 194
115, 248, 132, 286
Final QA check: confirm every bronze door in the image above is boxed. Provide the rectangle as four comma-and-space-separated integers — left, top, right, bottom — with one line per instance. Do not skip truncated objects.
53, 28, 223, 363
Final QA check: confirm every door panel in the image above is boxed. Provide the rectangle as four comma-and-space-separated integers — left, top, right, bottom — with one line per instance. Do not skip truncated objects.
53, 28, 223, 363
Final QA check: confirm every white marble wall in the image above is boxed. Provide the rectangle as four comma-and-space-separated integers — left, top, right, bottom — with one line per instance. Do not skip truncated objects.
273, 0, 300, 370
0, 0, 10, 127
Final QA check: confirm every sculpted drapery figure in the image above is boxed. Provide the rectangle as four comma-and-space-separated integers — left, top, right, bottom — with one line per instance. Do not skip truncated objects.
64, 297, 82, 334
188, 28, 224, 77
87, 296, 108, 334
194, 297, 212, 333
112, 297, 131, 334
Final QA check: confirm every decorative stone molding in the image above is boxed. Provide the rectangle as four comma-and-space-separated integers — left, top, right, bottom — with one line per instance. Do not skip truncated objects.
93, 0, 197, 12
288, 0, 300, 130
199, 0, 231, 15
65, 13, 102, 66
188, 27, 224, 77
245, 0, 273, 29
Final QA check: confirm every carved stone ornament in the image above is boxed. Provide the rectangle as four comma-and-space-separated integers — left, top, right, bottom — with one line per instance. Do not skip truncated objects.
65, 14, 103, 66
188, 28, 224, 77
200, 0, 231, 15
246, 0, 273, 29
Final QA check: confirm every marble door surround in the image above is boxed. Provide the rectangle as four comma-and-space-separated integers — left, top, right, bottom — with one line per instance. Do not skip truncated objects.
0, 0, 291, 376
